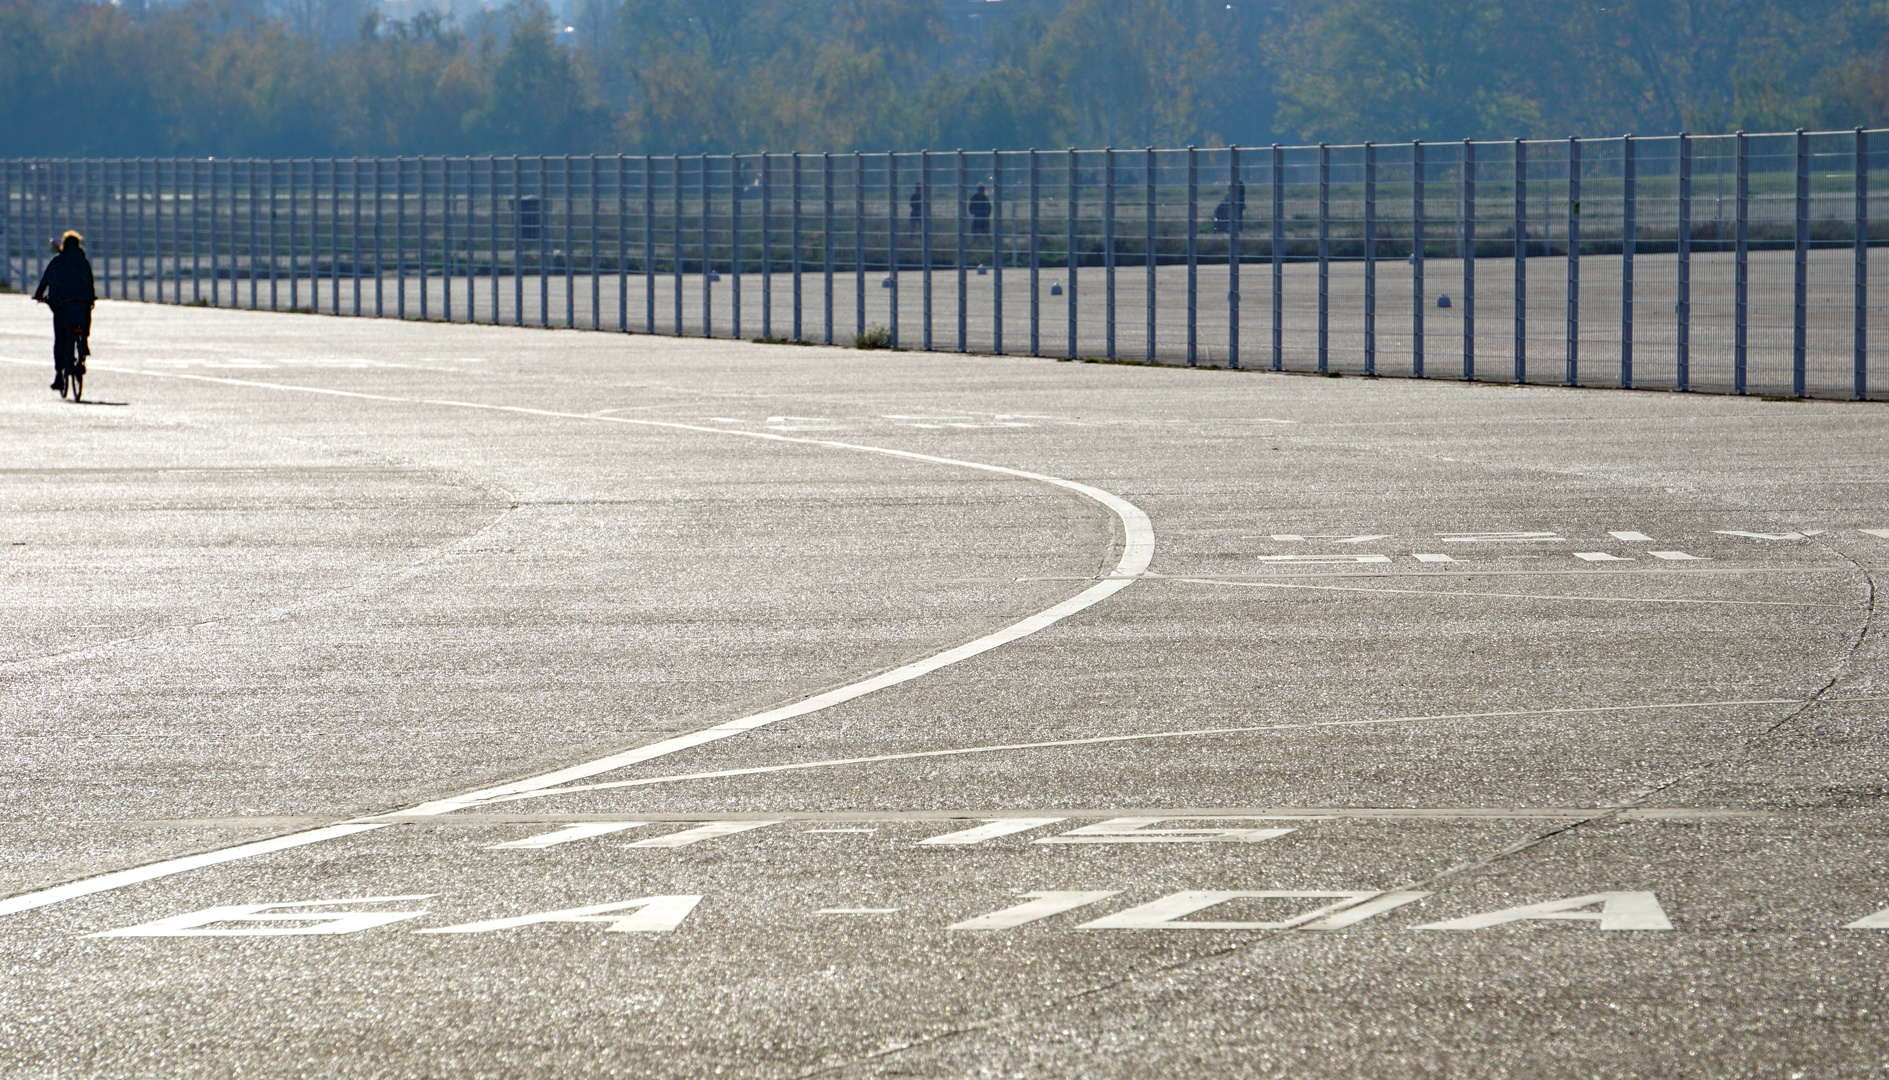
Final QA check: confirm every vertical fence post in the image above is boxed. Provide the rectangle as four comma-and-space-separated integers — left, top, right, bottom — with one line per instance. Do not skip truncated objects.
1857, 128, 1869, 400
1104, 146, 1116, 359
438, 159, 448, 322
1621, 135, 1635, 388
334, 160, 345, 316
489, 158, 501, 324
1186, 146, 1198, 366
1513, 138, 1526, 383
1030, 148, 1041, 357
887, 152, 899, 347
618, 156, 629, 332
791, 152, 803, 341
1567, 136, 1581, 386
1228, 144, 1244, 370
956, 147, 967, 352
729, 155, 741, 338
823, 151, 834, 345
1316, 143, 1329, 372
702, 154, 713, 337
1413, 140, 1426, 377
921, 149, 933, 351
1794, 128, 1809, 397
268, 160, 279, 310
1735, 132, 1748, 394
1364, 141, 1377, 375
993, 150, 1004, 354
288, 160, 299, 312
1145, 146, 1156, 361
187, 159, 199, 304
590, 155, 600, 331
396, 158, 407, 319
1269, 143, 1284, 371
1676, 133, 1691, 391
1067, 147, 1077, 358
373, 158, 384, 317
672, 155, 684, 335
644, 155, 656, 333
1461, 139, 1476, 380
855, 152, 865, 339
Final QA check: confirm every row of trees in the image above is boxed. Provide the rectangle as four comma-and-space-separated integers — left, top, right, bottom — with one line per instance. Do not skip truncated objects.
2, 0, 1885, 159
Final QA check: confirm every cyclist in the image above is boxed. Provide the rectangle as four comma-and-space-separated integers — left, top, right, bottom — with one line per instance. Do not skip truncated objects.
33, 230, 95, 397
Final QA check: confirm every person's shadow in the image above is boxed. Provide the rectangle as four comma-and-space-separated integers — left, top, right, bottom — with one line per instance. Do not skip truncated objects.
69, 398, 130, 406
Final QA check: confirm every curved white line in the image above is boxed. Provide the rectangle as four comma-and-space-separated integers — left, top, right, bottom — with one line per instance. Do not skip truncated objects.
0, 359, 1153, 905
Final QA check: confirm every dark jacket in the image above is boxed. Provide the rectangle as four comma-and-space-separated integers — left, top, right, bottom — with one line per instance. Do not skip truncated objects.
34, 250, 96, 307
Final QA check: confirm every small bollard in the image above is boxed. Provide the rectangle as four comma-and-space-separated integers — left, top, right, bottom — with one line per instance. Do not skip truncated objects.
1050, 281, 1063, 296
1437, 294, 1452, 308
881, 276, 894, 288
976, 264, 987, 276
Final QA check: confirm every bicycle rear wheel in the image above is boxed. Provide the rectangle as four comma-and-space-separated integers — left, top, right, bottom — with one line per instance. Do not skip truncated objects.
67, 365, 81, 403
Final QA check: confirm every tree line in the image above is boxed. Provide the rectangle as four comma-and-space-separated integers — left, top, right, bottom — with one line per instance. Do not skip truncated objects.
2, 0, 1885, 160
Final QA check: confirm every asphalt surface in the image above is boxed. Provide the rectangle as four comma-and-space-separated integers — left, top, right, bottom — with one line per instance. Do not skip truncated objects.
1, 294, 1886, 1078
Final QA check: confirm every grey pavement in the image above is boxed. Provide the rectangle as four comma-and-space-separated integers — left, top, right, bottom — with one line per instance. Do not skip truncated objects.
0, 294, 1886, 1078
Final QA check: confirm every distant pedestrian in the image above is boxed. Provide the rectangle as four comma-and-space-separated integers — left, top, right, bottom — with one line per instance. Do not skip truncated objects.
1229, 178, 1247, 229
968, 184, 992, 235
1212, 196, 1230, 234
910, 185, 923, 221
33, 231, 94, 396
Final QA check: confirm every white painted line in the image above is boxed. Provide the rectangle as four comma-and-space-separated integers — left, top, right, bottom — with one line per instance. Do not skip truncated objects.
624, 820, 782, 848
1256, 554, 1393, 564
480, 696, 1879, 800
488, 822, 648, 849
805, 828, 877, 834
1297, 891, 1433, 930
1412, 553, 1456, 563
918, 818, 1067, 846
1035, 818, 1294, 844
1648, 551, 1705, 561
0, 824, 388, 919
1437, 532, 1563, 543
1268, 534, 1307, 541
1412, 891, 1672, 931
1843, 906, 1889, 929
1330, 535, 1392, 544
1609, 531, 1655, 542
1715, 530, 1808, 541
90, 894, 433, 938
1859, 530, 1889, 539
1574, 552, 1631, 562
949, 891, 1120, 930
815, 907, 900, 915
417, 896, 702, 934
1076, 891, 1368, 931
1163, 575, 1835, 608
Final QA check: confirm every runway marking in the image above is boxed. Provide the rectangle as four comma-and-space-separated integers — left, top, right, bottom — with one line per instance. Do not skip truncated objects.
623, 820, 780, 848
1860, 530, 1889, 539
1257, 554, 1393, 564
1033, 818, 1294, 844
89, 895, 434, 938
416, 896, 702, 934
471, 697, 1871, 801
1609, 531, 1655, 542
1649, 551, 1705, 561
806, 828, 878, 835
0, 824, 388, 919
1412, 891, 1672, 931
1160, 575, 1841, 608
918, 819, 1067, 845
815, 907, 901, 915
0, 359, 1153, 915
1268, 534, 1391, 544
1074, 891, 1425, 931
1843, 906, 1889, 929
1412, 553, 1456, 563
1716, 530, 1815, 541
488, 822, 646, 849
1574, 552, 1631, 562
1439, 532, 1563, 543
949, 891, 1121, 930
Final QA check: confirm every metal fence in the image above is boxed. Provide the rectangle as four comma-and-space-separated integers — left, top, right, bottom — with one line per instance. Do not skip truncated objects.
6, 129, 1887, 399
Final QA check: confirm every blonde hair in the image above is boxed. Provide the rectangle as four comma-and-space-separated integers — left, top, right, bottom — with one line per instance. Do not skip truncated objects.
60, 230, 83, 252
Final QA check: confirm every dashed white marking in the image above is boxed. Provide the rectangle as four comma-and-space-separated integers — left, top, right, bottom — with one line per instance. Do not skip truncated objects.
805, 828, 878, 835
1412, 553, 1456, 563
1843, 906, 1889, 929
624, 820, 781, 848
918, 818, 1067, 846
949, 891, 1121, 930
1859, 529, 1889, 539
90, 895, 434, 938
416, 896, 702, 934
1076, 891, 1378, 931
1035, 818, 1295, 845
1716, 530, 1810, 541
815, 907, 900, 915
1609, 531, 1655, 542
1649, 551, 1705, 561
1257, 554, 1393, 564
1412, 891, 1672, 931
1438, 532, 1563, 543
488, 822, 647, 849
1574, 552, 1631, 562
